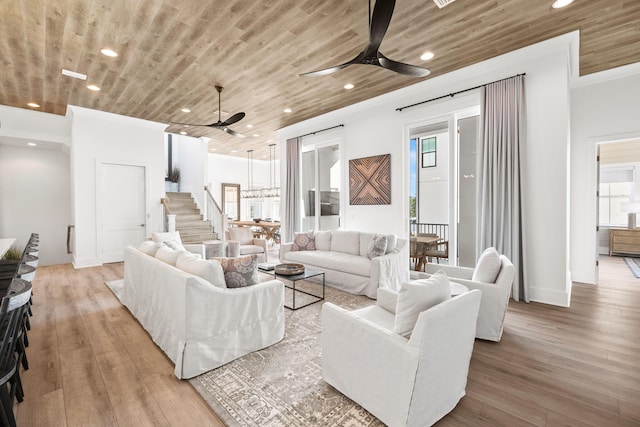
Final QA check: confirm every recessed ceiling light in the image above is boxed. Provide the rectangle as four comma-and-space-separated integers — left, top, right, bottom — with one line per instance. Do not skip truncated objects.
180, 131, 187, 135
267, 139, 274, 143
27, 102, 40, 108
246, 124, 253, 128
61, 68, 87, 80
27, 142, 37, 147
283, 108, 292, 113
230, 149, 238, 153
552, 0, 573, 8
210, 148, 217, 151
420, 51, 435, 61
181, 108, 191, 113
253, 134, 260, 137
344, 83, 355, 90
87, 84, 101, 91
100, 48, 118, 57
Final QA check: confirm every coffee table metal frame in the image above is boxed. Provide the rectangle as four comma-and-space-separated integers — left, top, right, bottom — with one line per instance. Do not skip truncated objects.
273, 268, 325, 310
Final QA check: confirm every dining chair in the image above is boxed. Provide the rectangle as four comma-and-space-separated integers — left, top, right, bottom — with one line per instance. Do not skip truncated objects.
0, 278, 32, 426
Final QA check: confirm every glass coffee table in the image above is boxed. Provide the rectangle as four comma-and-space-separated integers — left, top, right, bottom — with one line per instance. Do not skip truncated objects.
273, 268, 325, 310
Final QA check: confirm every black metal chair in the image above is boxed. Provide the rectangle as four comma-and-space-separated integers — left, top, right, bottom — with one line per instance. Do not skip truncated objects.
0, 278, 32, 426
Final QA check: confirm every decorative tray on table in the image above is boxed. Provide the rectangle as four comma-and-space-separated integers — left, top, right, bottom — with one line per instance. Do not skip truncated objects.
274, 263, 305, 275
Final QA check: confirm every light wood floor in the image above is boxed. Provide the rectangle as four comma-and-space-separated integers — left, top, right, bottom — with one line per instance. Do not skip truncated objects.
14, 256, 640, 426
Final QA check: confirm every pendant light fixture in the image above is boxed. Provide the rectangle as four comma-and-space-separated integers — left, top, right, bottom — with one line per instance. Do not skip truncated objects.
241, 150, 262, 198
261, 143, 280, 198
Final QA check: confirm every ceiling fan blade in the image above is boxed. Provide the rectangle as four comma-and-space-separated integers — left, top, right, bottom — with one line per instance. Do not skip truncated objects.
378, 53, 430, 77
300, 52, 365, 77
366, 0, 396, 56
220, 127, 246, 138
169, 121, 212, 127
222, 112, 245, 126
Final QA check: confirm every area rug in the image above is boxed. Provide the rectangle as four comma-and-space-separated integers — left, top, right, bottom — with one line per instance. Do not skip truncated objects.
104, 277, 384, 426
623, 257, 640, 278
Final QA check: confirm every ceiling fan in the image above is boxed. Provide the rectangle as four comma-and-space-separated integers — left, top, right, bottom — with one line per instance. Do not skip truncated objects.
300, 0, 430, 78
171, 86, 246, 138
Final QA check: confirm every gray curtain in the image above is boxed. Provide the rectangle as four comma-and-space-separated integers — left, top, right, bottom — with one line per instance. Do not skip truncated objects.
283, 137, 301, 243
477, 75, 528, 302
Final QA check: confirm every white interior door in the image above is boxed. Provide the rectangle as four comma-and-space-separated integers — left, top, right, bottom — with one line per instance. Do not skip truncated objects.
100, 163, 146, 263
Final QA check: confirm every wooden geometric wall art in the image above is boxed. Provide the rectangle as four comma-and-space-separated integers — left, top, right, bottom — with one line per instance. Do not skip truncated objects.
349, 154, 391, 205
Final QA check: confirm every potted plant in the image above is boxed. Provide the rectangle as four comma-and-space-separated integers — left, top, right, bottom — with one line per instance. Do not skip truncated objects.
0, 245, 22, 266
168, 167, 180, 192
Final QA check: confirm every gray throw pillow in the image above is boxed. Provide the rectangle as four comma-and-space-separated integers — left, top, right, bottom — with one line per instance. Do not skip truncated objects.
367, 233, 388, 259
212, 254, 260, 288
292, 231, 316, 251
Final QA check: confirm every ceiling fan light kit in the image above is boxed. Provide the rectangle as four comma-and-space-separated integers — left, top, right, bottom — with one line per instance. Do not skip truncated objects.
300, 0, 430, 78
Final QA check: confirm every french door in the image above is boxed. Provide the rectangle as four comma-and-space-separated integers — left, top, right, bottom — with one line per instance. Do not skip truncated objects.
301, 141, 342, 232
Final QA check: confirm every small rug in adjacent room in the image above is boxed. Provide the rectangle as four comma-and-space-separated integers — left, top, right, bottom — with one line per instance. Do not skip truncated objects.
190, 280, 384, 427
623, 257, 640, 278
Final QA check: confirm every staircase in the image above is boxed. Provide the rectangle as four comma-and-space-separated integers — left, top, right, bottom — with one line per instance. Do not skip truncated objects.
165, 192, 218, 244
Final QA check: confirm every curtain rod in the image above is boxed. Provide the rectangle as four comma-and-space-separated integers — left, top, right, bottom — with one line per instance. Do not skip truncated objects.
396, 73, 526, 112
296, 124, 344, 139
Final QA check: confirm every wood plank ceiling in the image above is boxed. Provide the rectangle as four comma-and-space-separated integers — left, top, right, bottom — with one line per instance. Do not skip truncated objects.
1, 0, 639, 158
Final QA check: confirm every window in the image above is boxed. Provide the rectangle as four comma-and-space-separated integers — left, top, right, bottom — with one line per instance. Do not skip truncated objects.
421, 137, 436, 168
248, 201, 263, 219
599, 182, 633, 226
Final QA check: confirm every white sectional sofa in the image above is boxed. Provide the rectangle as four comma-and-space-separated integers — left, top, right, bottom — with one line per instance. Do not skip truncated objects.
122, 244, 285, 379
280, 230, 409, 298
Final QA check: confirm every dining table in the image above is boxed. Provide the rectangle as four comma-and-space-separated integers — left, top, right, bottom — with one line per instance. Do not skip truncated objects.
0, 238, 16, 259
410, 235, 442, 271
228, 220, 281, 243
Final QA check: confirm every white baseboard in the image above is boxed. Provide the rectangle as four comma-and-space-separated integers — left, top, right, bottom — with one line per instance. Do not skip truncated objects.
528, 285, 571, 307
72, 256, 103, 269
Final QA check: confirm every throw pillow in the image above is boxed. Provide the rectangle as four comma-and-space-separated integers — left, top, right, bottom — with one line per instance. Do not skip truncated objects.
176, 252, 226, 288
367, 234, 388, 259
394, 270, 451, 337
152, 231, 183, 245
211, 254, 260, 288
155, 246, 183, 266
385, 234, 398, 253
139, 240, 162, 256
292, 231, 316, 251
162, 239, 186, 252
472, 247, 502, 283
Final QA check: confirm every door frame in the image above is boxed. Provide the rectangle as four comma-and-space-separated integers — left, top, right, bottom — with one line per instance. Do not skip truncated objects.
96, 159, 151, 264
402, 106, 480, 267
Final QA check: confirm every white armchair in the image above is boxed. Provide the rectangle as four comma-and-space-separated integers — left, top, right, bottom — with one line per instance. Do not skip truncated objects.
226, 227, 268, 261
417, 247, 515, 341
322, 287, 481, 427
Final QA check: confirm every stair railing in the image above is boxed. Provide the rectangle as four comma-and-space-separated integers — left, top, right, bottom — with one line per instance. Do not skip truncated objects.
204, 186, 226, 240
161, 198, 172, 232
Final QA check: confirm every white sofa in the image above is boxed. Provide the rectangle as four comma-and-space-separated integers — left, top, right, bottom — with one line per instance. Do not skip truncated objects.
280, 230, 409, 298
322, 286, 482, 427
122, 245, 285, 379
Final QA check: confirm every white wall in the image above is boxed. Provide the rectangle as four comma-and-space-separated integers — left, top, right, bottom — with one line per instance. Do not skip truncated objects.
171, 133, 208, 210
208, 153, 281, 221
0, 104, 72, 265
279, 33, 577, 306
69, 106, 166, 268
571, 71, 640, 284
0, 144, 72, 265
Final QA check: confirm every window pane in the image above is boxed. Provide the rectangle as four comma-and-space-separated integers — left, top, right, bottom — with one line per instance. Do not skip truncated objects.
610, 182, 632, 196
422, 137, 436, 153
599, 183, 610, 196
422, 152, 436, 167
611, 197, 630, 226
